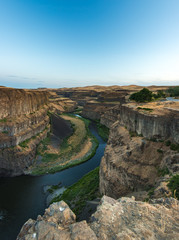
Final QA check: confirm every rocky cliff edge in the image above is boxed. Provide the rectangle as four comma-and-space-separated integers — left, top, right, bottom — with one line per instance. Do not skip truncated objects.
17, 195, 179, 240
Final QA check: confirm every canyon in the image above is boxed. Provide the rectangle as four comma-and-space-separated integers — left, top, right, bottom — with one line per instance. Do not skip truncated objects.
0, 87, 77, 177
0, 85, 178, 239
100, 101, 179, 200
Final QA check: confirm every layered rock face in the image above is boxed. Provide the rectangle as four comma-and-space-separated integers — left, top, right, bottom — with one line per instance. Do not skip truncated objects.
100, 101, 179, 199
17, 196, 179, 240
81, 102, 118, 120
120, 102, 179, 143
0, 87, 49, 119
48, 91, 77, 113
100, 105, 121, 128
0, 87, 50, 176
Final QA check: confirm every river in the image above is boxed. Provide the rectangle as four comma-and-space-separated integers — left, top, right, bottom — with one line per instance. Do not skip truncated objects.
0, 122, 106, 240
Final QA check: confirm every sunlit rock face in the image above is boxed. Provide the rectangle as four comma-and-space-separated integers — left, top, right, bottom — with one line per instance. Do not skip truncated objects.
119, 102, 179, 144
99, 101, 179, 199
81, 102, 117, 120
17, 196, 179, 240
0, 87, 50, 177
0, 87, 49, 119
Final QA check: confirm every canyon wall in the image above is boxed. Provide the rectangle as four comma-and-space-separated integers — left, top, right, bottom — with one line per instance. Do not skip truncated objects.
0, 87, 49, 119
0, 87, 50, 176
81, 102, 118, 120
100, 101, 179, 199
120, 103, 179, 143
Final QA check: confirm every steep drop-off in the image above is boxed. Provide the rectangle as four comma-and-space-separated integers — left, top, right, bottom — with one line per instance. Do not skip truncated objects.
0, 87, 50, 176
81, 101, 118, 120
17, 196, 179, 240
100, 101, 179, 199
0, 87, 49, 119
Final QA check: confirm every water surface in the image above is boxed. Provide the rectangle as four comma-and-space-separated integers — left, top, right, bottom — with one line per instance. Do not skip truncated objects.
0, 123, 106, 240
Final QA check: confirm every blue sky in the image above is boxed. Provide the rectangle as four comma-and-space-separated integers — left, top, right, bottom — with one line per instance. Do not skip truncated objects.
0, 0, 179, 88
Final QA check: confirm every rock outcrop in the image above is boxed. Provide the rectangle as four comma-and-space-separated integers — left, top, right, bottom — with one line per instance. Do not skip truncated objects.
120, 102, 179, 144
0, 87, 50, 176
0, 87, 49, 119
81, 102, 118, 120
17, 196, 179, 240
99, 101, 179, 199
48, 91, 77, 113
17, 201, 97, 240
100, 105, 121, 128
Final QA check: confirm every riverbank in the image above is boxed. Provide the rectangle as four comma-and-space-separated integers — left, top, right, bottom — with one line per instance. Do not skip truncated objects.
29, 114, 99, 175
0, 116, 106, 240
50, 167, 100, 217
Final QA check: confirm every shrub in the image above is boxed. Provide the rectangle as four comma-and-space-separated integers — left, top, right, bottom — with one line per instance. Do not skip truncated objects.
165, 140, 171, 146
0, 118, 7, 123
157, 149, 163, 153
137, 107, 153, 112
167, 175, 179, 200
170, 143, 179, 152
167, 86, 179, 97
157, 167, 169, 176
129, 88, 153, 102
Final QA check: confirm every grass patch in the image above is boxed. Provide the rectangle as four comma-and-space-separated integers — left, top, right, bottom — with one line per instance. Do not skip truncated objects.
167, 175, 179, 200
58, 115, 90, 158
31, 114, 99, 175
0, 118, 7, 123
19, 139, 31, 148
41, 153, 59, 163
50, 167, 100, 216
148, 187, 155, 198
2, 130, 8, 134
157, 149, 163, 154
165, 140, 171, 146
137, 107, 153, 112
95, 120, 109, 142
157, 167, 169, 177
129, 131, 137, 137
170, 143, 179, 152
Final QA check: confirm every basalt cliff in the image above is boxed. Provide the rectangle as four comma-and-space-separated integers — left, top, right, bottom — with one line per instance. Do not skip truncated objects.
0, 87, 50, 176
100, 101, 179, 200
17, 196, 179, 240
0, 87, 77, 177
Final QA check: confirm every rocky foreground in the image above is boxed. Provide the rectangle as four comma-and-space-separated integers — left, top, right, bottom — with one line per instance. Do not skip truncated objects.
17, 196, 179, 240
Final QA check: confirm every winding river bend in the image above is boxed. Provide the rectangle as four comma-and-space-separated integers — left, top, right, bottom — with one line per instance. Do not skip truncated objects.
0, 122, 106, 240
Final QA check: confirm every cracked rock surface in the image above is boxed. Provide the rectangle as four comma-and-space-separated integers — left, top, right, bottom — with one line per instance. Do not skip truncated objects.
17, 196, 179, 240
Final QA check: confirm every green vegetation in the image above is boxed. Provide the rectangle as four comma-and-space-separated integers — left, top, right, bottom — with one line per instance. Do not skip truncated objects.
129, 88, 153, 102
73, 107, 83, 114
0, 118, 7, 123
165, 140, 171, 146
157, 167, 169, 177
37, 135, 51, 153
170, 143, 179, 152
157, 149, 163, 154
51, 167, 100, 216
95, 120, 109, 141
19, 138, 31, 148
148, 187, 155, 198
167, 174, 179, 200
152, 90, 166, 99
137, 107, 153, 112
19, 127, 49, 149
47, 182, 62, 194
167, 86, 179, 97
31, 114, 99, 175
2, 130, 8, 134
149, 137, 157, 142
129, 131, 137, 137
130, 88, 168, 102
